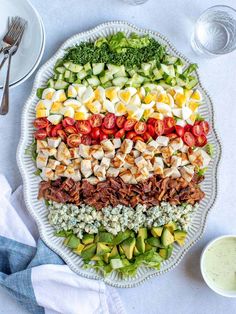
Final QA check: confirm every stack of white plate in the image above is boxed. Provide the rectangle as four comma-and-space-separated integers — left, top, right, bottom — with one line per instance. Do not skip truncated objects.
0, 0, 45, 88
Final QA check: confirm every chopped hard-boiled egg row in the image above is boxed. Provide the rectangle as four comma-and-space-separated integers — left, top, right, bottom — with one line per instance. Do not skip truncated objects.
35, 84, 203, 125
36, 134, 211, 184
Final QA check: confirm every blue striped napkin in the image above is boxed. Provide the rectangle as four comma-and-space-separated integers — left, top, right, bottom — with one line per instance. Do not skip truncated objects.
0, 175, 125, 314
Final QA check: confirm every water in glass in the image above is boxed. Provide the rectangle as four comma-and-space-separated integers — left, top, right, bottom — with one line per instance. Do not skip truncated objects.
192, 5, 236, 56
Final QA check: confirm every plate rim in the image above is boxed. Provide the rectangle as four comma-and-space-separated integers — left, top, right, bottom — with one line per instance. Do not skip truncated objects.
17, 20, 222, 288
0, 0, 45, 89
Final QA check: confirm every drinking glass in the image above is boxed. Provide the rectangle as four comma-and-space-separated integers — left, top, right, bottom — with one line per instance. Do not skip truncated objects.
191, 5, 236, 56
122, 0, 149, 5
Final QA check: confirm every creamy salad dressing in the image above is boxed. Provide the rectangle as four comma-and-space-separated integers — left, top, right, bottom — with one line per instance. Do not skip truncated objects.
203, 237, 236, 292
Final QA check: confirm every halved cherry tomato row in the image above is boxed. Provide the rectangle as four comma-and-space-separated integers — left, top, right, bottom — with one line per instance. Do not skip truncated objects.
172, 120, 209, 147
33, 115, 210, 148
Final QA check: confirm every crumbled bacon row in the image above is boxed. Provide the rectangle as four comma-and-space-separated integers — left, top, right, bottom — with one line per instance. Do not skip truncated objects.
38, 174, 205, 210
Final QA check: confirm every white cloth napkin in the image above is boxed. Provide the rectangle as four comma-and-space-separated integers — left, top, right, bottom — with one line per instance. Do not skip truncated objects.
0, 174, 126, 314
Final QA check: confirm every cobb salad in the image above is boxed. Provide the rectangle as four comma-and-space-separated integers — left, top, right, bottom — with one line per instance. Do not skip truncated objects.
27, 32, 213, 277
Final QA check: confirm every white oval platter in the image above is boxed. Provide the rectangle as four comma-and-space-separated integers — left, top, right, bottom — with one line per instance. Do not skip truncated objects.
17, 21, 221, 288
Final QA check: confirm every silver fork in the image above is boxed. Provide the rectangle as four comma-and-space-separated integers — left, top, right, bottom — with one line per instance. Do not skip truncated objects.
0, 17, 21, 54
0, 18, 27, 115
0, 17, 26, 71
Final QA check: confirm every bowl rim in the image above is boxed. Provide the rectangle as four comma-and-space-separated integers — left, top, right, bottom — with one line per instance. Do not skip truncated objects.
200, 234, 236, 297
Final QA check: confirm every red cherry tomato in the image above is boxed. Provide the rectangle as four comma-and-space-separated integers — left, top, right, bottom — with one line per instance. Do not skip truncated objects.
163, 117, 176, 134
147, 124, 156, 138
195, 134, 207, 147
34, 129, 47, 140
57, 130, 67, 141
33, 118, 48, 129
64, 126, 77, 134
91, 139, 99, 145
91, 127, 100, 139
142, 132, 152, 142
103, 113, 116, 129
115, 128, 125, 138
76, 120, 91, 134
154, 119, 165, 136
88, 114, 103, 128
46, 124, 53, 137
200, 121, 210, 135
183, 131, 196, 147
62, 117, 75, 128
175, 125, 185, 137
166, 133, 178, 139
126, 131, 136, 139
67, 134, 81, 147
132, 135, 144, 142
192, 123, 203, 137
116, 116, 126, 129
100, 132, 109, 141
51, 124, 62, 137
124, 119, 136, 131
147, 118, 157, 126
184, 124, 192, 132
81, 134, 92, 145
102, 125, 117, 135
134, 121, 147, 135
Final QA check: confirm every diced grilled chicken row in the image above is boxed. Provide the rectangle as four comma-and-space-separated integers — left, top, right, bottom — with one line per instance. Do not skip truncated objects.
36, 136, 211, 183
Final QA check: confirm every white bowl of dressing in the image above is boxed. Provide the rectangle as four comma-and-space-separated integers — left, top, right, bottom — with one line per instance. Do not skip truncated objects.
200, 235, 236, 297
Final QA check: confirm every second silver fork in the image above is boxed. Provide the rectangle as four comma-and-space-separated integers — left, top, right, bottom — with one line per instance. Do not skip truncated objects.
0, 17, 27, 115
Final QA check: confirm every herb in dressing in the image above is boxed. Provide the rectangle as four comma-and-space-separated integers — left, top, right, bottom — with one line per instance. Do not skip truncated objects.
203, 237, 236, 291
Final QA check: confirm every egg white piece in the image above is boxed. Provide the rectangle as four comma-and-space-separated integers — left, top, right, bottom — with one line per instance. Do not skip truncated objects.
73, 84, 87, 99
94, 86, 106, 103
118, 89, 132, 104
182, 106, 192, 120
175, 118, 186, 127
67, 85, 77, 98
36, 99, 52, 111
126, 87, 137, 96
172, 86, 184, 94
190, 89, 202, 102
75, 105, 90, 120
141, 100, 155, 110
105, 87, 120, 103
47, 114, 63, 125
103, 99, 115, 113
87, 100, 102, 114
156, 102, 172, 115
82, 86, 95, 104
155, 86, 165, 94
172, 108, 182, 118
115, 102, 127, 116
129, 94, 141, 106
139, 86, 146, 98
167, 94, 175, 107
130, 108, 144, 121
61, 106, 75, 118
52, 90, 67, 103
42, 88, 55, 100
77, 104, 88, 113
63, 99, 81, 110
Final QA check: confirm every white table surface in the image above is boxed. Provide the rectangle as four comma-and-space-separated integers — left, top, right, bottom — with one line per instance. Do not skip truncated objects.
1, 0, 236, 313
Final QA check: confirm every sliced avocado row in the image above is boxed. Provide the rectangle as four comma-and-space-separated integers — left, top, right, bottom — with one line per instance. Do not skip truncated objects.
58, 223, 187, 276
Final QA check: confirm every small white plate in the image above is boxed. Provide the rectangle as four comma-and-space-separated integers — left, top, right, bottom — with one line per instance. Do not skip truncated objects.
0, 0, 45, 88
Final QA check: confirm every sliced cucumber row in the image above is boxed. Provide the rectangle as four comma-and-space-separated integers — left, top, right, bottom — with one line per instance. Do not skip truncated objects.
43, 59, 197, 92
